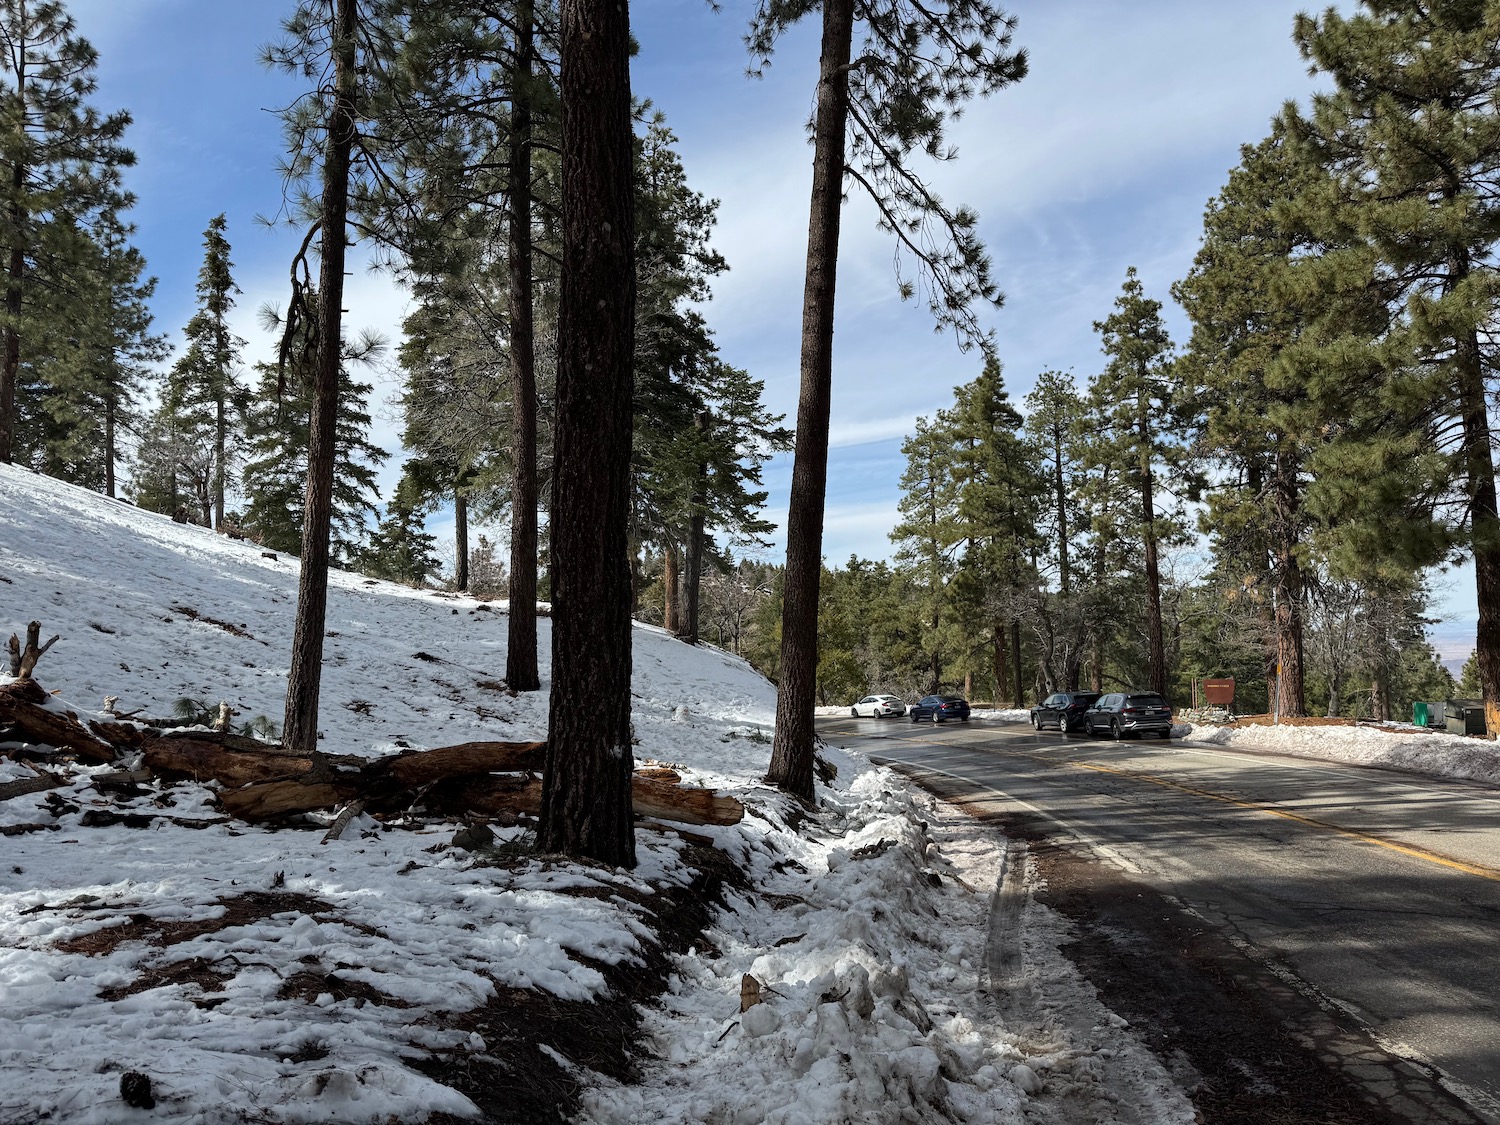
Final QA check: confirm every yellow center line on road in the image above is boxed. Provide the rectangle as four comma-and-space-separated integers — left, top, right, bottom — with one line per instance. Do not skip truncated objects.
1068, 758, 1500, 883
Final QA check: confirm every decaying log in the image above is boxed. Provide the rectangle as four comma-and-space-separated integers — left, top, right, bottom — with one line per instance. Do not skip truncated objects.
140, 738, 318, 788
384, 741, 546, 787
0, 679, 115, 762
428, 772, 743, 827
0, 772, 65, 802
212, 750, 742, 828
4, 679, 745, 829
6, 621, 59, 679
631, 775, 743, 826
321, 798, 367, 843
220, 781, 347, 821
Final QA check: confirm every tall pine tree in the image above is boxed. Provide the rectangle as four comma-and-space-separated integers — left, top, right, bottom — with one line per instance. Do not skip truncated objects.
0, 0, 134, 466
752, 0, 1027, 800
1287, 0, 1500, 734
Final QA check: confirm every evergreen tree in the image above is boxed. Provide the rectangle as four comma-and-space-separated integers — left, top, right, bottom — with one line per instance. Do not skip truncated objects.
359, 469, 440, 586
629, 118, 791, 643
1023, 370, 1090, 690
263, 0, 367, 753
21, 208, 162, 492
169, 214, 245, 527
753, 0, 1027, 800
946, 358, 1044, 707
1088, 267, 1183, 699
0, 0, 134, 465
360, 1, 563, 691
1459, 651, 1481, 698
891, 413, 963, 693
240, 327, 388, 565
1174, 128, 1335, 718
1287, 1, 1500, 735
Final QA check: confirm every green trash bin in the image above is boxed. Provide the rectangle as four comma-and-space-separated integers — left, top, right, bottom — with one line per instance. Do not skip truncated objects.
1413, 701, 1429, 727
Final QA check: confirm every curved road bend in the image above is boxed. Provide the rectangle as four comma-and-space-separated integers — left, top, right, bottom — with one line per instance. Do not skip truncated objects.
817, 714, 1500, 1125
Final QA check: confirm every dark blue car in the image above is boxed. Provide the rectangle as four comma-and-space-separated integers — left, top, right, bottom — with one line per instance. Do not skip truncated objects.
910, 695, 971, 723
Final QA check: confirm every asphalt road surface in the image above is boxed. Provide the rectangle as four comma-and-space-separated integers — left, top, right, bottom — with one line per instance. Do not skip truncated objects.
818, 713, 1500, 1125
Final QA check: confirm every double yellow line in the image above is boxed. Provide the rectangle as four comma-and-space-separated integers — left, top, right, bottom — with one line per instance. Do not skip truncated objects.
1070, 758, 1500, 882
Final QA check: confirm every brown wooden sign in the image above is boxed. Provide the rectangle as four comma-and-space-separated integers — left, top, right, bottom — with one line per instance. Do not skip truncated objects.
1203, 678, 1236, 705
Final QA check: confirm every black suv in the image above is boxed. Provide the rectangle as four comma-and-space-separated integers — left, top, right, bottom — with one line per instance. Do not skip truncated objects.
1083, 692, 1174, 739
1030, 691, 1101, 733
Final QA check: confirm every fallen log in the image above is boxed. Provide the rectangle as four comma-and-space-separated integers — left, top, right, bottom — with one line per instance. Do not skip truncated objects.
0, 679, 116, 763
3, 685, 744, 829
385, 741, 547, 787
141, 737, 319, 788
219, 781, 348, 821
215, 754, 742, 828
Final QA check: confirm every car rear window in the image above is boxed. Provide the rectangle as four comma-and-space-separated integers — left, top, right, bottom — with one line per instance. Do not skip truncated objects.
1127, 694, 1167, 707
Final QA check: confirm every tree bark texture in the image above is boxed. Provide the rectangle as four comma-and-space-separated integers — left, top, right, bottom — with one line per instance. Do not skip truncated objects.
539, 0, 637, 866
766, 0, 853, 801
2, 166, 24, 464
1010, 618, 1023, 707
662, 541, 680, 634
454, 489, 469, 591
283, 0, 358, 754
1273, 446, 1307, 717
681, 409, 709, 645
1454, 317, 1500, 737
506, 2, 541, 693
1137, 391, 1168, 699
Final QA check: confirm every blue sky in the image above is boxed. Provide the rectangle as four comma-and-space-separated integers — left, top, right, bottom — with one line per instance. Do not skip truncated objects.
62, 1, 1477, 662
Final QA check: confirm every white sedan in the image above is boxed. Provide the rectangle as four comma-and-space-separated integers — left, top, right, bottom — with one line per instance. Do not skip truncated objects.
851, 694, 907, 718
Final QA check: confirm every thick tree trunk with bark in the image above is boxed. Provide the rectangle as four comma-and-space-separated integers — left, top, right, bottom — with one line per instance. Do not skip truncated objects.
506, 3, 541, 693
1011, 618, 1023, 707
1272, 448, 1307, 718
214, 397, 227, 530
1138, 395, 1167, 699
662, 542, 680, 634
104, 395, 117, 497
992, 629, 1008, 707
539, 0, 637, 866
766, 0, 853, 802
2, 181, 24, 464
680, 410, 709, 645
1454, 318, 1500, 737
283, 0, 358, 754
454, 489, 469, 590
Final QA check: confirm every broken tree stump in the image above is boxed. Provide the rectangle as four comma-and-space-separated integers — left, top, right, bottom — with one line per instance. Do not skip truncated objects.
0, 678, 116, 762
6, 621, 59, 679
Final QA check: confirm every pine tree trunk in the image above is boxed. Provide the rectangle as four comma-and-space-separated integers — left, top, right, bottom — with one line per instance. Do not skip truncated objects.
1053, 439, 1069, 595
1454, 317, 1500, 737
680, 409, 708, 645
283, 0, 357, 754
104, 393, 117, 498
766, 0, 853, 802
992, 628, 1008, 707
213, 396, 226, 530
1272, 447, 1307, 718
454, 489, 469, 591
1138, 394, 1167, 699
662, 542, 680, 633
2, 174, 23, 464
538, 0, 636, 867
506, 3, 541, 693
1011, 617, 1023, 707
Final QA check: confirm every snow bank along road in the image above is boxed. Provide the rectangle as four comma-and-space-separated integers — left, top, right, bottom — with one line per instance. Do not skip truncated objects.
822, 714, 1500, 1125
